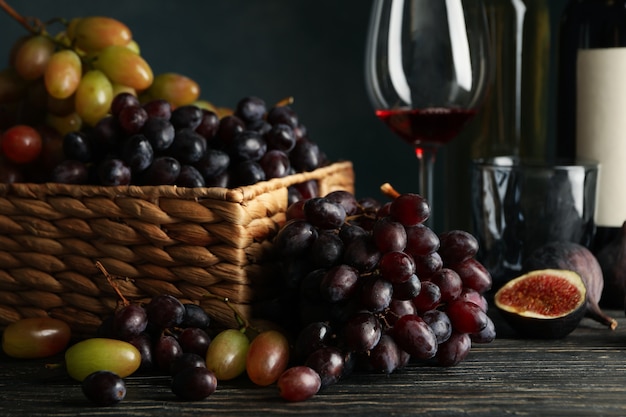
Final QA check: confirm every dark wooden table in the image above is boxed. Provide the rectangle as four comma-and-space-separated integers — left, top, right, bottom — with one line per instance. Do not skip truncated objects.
1, 309, 626, 417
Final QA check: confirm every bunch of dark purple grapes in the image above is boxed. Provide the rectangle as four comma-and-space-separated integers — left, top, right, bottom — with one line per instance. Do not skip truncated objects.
268, 190, 495, 386
97, 294, 217, 401
53, 94, 327, 194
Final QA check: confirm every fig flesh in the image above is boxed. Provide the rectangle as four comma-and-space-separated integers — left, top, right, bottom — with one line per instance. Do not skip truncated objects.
523, 241, 617, 330
494, 269, 587, 339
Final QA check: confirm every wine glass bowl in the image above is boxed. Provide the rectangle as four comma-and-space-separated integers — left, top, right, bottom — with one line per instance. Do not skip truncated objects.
365, 0, 491, 227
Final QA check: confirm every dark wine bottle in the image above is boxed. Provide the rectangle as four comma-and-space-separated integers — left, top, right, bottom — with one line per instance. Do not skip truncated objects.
557, 0, 626, 306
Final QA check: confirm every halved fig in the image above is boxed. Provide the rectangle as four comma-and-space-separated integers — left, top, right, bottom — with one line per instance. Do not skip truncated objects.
494, 269, 587, 339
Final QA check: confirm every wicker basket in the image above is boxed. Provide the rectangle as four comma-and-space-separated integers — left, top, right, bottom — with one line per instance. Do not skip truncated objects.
0, 161, 354, 334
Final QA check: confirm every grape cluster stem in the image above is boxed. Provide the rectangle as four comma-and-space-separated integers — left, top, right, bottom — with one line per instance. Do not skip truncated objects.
0, 1, 45, 34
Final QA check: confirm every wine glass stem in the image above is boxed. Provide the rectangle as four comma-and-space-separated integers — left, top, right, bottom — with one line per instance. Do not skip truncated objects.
416, 146, 437, 229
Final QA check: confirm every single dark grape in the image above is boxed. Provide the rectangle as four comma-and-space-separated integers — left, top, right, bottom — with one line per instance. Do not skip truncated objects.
178, 327, 211, 357
169, 352, 207, 376
341, 311, 382, 353
265, 123, 296, 152
413, 252, 444, 279
291, 179, 319, 200
194, 148, 230, 180
294, 321, 334, 363
142, 117, 175, 151
260, 149, 290, 179
391, 273, 421, 300
452, 258, 493, 293
412, 280, 442, 312
445, 299, 489, 334
113, 304, 148, 339
320, 264, 360, 303
143, 99, 172, 119
428, 268, 463, 302
378, 251, 415, 284
470, 315, 496, 344
230, 160, 266, 186
422, 309, 453, 344
181, 303, 211, 329
392, 314, 438, 360
373, 218, 407, 253
277, 366, 321, 402
389, 193, 430, 226
366, 334, 402, 374
438, 230, 479, 266
383, 299, 417, 326
195, 109, 220, 139
111, 92, 140, 117
122, 134, 153, 172
436, 332, 471, 367
304, 346, 344, 387
98, 158, 131, 186
290, 138, 320, 172
343, 237, 381, 273
228, 130, 267, 162
405, 224, 440, 256
126, 332, 153, 370
146, 294, 185, 329
82, 370, 126, 406
176, 165, 205, 188
169, 128, 207, 164
267, 105, 298, 128
325, 190, 359, 216
338, 224, 368, 246
63, 131, 93, 162
140, 156, 181, 185
247, 119, 272, 135
171, 367, 217, 401
214, 115, 245, 147
92, 116, 123, 155
304, 197, 347, 229
234, 96, 266, 124
154, 334, 183, 372
310, 231, 344, 268
359, 274, 393, 312
51, 159, 88, 184
170, 105, 203, 130
118, 105, 148, 135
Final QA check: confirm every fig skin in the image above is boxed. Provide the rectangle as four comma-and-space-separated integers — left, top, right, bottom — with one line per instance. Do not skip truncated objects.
523, 241, 617, 330
595, 221, 626, 310
495, 269, 587, 339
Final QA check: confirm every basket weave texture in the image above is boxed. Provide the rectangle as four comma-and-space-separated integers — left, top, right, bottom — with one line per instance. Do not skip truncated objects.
0, 161, 354, 334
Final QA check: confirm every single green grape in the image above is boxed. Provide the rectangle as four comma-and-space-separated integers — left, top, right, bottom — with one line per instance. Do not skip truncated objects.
205, 329, 249, 381
65, 338, 141, 381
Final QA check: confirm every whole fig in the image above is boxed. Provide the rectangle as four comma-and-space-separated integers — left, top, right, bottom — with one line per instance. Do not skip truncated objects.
523, 241, 617, 329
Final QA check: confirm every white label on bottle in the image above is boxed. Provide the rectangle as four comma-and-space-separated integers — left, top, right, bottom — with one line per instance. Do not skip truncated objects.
577, 48, 626, 227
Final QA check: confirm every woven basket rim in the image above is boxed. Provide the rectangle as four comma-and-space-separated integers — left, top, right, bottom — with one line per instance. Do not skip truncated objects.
0, 161, 353, 203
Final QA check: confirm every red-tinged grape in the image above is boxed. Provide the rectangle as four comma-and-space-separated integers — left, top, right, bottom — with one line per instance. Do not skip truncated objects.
446, 299, 489, 334
113, 303, 148, 339
366, 334, 403, 374
384, 299, 417, 326
44, 49, 82, 99
471, 315, 496, 344
405, 224, 440, 256
436, 332, 471, 366
389, 193, 430, 226
72, 16, 132, 52
93, 45, 153, 91
143, 98, 171, 119
392, 314, 438, 360
118, 105, 148, 134
277, 366, 321, 402
320, 264, 360, 303
341, 311, 382, 353
14, 35, 55, 81
453, 258, 493, 293
304, 197, 347, 229
373, 218, 407, 252
360, 274, 393, 312
413, 251, 443, 279
459, 288, 489, 312
378, 251, 415, 284
147, 72, 200, 108
65, 338, 141, 381
246, 330, 290, 386
146, 294, 185, 329
305, 346, 345, 387
428, 268, 463, 302
171, 367, 217, 401
82, 371, 126, 406
205, 328, 249, 380
75, 69, 113, 126
438, 230, 479, 266
1, 124, 42, 164
2, 317, 71, 359
154, 334, 182, 372
111, 92, 140, 116
178, 327, 211, 357
422, 309, 452, 344
412, 280, 441, 313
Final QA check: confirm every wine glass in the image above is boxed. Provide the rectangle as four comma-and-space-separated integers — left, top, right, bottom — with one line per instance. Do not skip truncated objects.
365, 0, 491, 228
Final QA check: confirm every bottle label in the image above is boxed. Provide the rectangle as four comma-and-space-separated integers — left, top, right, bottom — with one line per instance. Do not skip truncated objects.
577, 47, 626, 227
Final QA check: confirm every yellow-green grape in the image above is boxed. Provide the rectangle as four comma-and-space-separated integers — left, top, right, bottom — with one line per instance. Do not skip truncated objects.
44, 49, 82, 99
126, 39, 141, 54
71, 16, 132, 52
147, 72, 200, 108
65, 338, 141, 381
75, 69, 113, 126
13, 35, 56, 81
46, 112, 82, 136
205, 329, 250, 381
0, 68, 27, 103
92, 45, 153, 91
2, 317, 71, 359
193, 99, 219, 113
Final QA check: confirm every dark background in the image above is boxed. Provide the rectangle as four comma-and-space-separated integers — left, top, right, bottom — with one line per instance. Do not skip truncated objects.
0, 0, 570, 233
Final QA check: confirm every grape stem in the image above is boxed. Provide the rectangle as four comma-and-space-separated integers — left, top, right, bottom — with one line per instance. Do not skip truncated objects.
380, 183, 401, 199
202, 292, 252, 332
95, 261, 131, 307
0, 0, 45, 34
